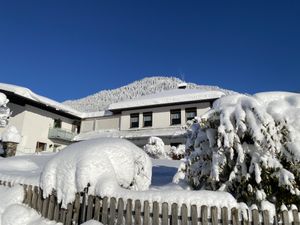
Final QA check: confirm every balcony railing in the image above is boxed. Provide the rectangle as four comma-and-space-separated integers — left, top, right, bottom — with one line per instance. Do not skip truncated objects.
48, 127, 76, 142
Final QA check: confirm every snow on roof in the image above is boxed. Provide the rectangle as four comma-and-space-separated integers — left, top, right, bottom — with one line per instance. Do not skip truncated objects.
108, 89, 225, 111
0, 83, 113, 119
74, 127, 186, 141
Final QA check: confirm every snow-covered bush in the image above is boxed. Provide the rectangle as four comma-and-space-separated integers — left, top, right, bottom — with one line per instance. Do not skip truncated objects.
169, 144, 186, 159
183, 92, 300, 208
1, 126, 21, 143
143, 136, 168, 159
41, 138, 152, 207
0, 92, 11, 127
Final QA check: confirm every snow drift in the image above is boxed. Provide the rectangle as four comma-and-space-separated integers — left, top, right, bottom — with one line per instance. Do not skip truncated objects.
40, 138, 152, 207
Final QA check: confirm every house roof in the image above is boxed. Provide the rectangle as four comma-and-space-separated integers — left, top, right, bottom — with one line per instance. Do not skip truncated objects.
0, 83, 114, 119
108, 89, 225, 111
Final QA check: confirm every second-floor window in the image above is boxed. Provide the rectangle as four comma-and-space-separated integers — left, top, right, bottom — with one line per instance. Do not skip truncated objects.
170, 109, 181, 125
54, 119, 62, 128
130, 113, 139, 128
185, 108, 197, 121
143, 112, 152, 127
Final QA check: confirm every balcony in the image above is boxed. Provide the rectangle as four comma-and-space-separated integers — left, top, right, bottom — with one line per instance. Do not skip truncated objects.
48, 127, 76, 142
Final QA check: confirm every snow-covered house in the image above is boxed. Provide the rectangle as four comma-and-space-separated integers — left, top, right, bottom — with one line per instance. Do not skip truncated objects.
77, 85, 225, 149
0, 83, 82, 154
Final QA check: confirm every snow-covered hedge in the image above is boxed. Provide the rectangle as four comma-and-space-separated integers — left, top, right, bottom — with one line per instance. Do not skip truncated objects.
183, 92, 300, 208
144, 136, 168, 159
1, 126, 21, 143
0, 93, 11, 128
41, 138, 152, 207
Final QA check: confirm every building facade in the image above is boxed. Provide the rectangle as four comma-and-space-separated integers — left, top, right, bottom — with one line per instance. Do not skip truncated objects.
0, 84, 81, 154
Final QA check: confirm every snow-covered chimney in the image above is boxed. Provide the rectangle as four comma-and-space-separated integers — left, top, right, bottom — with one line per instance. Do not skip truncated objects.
177, 82, 187, 89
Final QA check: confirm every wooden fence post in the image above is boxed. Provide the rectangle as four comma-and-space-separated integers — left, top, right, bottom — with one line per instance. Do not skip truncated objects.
125, 199, 133, 225
143, 200, 150, 225
191, 205, 197, 225
211, 206, 218, 225
162, 202, 168, 225
152, 201, 159, 225
134, 199, 141, 225
181, 204, 188, 225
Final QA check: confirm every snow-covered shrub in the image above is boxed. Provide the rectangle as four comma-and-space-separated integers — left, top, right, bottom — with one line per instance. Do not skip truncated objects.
169, 144, 186, 159
41, 138, 152, 207
184, 92, 300, 208
1, 126, 21, 143
144, 136, 168, 159
0, 93, 11, 127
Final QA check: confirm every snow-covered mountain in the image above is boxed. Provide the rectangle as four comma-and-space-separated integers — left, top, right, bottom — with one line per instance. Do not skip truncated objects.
63, 77, 237, 112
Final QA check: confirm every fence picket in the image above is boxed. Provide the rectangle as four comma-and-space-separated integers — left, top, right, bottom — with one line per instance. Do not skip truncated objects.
191, 205, 197, 225
26, 185, 33, 207
134, 199, 141, 225
31, 186, 38, 210
143, 201, 150, 225
53, 202, 60, 222
211, 206, 218, 225
86, 195, 94, 220
181, 204, 188, 225
171, 203, 178, 225
152, 201, 159, 225
42, 196, 49, 218
73, 193, 81, 224
293, 208, 300, 225
80, 189, 88, 224
125, 199, 133, 225
47, 194, 55, 220
231, 208, 239, 225
252, 209, 259, 225
201, 205, 208, 225
65, 202, 74, 225
37, 188, 43, 214
117, 198, 124, 225
162, 202, 168, 225
93, 196, 101, 221
263, 210, 270, 225
221, 207, 228, 225
282, 210, 289, 225
101, 196, 109, 224
109, 197, 117, 225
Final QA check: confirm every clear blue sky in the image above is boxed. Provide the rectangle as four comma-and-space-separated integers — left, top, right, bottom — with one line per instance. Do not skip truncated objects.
0, 0, 299, 101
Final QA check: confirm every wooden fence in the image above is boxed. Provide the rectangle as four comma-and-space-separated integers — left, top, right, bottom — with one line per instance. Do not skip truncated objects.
0, 180, 299, 225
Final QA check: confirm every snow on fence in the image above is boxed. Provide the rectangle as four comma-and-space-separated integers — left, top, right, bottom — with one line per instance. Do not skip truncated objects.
0, 180, 299, 225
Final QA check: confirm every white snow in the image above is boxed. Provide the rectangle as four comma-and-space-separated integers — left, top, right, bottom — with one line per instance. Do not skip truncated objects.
0, 185, 60, 225
144, 137, 168, 159
63, 76, 236, 112
109, 89, 225, 110
0, 153, 54, 186
1, 126, 21, 143
40, 138, 152, 208
0, 92, 11, 128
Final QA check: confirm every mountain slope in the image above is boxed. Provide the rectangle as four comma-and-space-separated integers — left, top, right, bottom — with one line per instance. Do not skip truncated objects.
63, 77, 237, 112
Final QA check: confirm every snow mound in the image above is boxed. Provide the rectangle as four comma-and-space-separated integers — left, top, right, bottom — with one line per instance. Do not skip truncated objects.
40, 138, 152, 208
2, 204, 61, 225
1, 126, 21, 143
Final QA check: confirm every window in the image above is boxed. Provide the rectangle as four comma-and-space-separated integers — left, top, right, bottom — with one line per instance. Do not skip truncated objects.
130, 113, 139, 128
36, 142, 47, 152
72, 121, 81, 134
185, 108, 197, 121
54, 119, 62, 128
143, 112, 152, 127
170, 109, 181, 125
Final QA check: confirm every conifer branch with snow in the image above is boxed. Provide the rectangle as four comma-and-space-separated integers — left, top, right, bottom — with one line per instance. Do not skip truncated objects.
182, 92, 300, 208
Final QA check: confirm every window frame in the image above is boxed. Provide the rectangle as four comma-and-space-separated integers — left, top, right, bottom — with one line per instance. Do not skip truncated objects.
143, 112, 153, 127
185, 107, 197, 121
54, 118, 62, 128
130, 113, 139, 128
36, 142, 47, 152
170, 109, 181, 125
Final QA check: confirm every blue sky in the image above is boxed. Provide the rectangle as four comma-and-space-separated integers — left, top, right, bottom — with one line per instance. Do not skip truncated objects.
0, 0, 299, 101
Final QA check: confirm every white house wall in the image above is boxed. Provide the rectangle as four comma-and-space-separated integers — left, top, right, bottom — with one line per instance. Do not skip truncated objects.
81, 116, 120, 133
120, 102, 211, 130
14, 104, 76, 154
